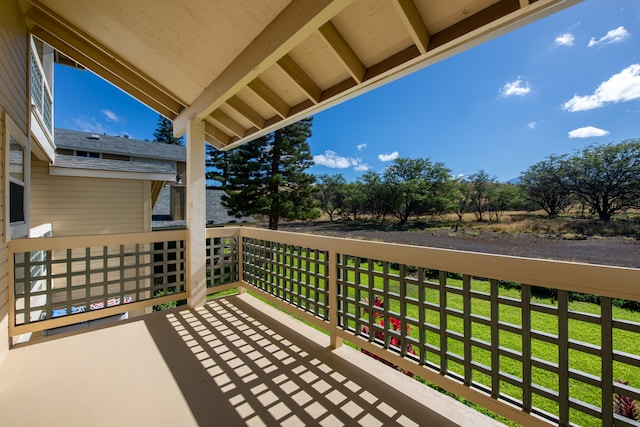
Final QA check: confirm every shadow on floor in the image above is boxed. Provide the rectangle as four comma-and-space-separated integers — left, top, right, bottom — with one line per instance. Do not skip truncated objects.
145, 295, 462, 426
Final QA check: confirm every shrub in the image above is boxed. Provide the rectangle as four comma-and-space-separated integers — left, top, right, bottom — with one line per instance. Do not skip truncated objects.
361, 296, 415, 376
614, 379, 639, 424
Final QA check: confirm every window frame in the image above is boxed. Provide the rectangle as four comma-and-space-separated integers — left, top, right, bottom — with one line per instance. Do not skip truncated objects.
3, 111, 29, 241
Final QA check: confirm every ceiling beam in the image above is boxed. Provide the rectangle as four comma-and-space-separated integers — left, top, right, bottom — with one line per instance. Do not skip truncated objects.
210, 110, 246, 138
391, 0, 431, 54
226, 96, 266, 130
247, 78, 290, 119
277, 54, 321, 104
173, 0, 353, 136
318, 21, 365, 83
26, 5, 184, 118
519, 0, 531, 8
204, 122, 232, 149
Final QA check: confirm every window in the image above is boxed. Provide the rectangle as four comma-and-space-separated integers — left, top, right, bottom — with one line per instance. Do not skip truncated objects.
75, 150, 100, 158
9, 136, 25, 223
3, 111, 29, 240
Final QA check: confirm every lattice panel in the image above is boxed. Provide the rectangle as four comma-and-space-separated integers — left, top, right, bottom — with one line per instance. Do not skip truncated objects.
152, 240, 186, 296
242, 237, 329, 320
14, 239, 185, 325
336, 255, 640, 427
206, 236, 238, 288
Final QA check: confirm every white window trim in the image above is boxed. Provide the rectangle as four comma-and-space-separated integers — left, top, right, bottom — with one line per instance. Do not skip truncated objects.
3, 111, 30, 241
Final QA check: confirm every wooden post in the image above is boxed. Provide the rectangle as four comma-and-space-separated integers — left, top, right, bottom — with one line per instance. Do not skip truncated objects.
186, 118, 206, 308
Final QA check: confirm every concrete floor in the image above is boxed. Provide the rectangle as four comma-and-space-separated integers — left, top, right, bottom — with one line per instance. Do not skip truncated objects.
0, 294, 505, 426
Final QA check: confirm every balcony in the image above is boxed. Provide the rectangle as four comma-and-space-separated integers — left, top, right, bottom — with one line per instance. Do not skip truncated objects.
4, 227, 640, 426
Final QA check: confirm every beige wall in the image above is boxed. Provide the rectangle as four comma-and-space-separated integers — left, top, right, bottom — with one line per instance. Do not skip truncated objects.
0, 0, 28, 363
30, 159, 151, 236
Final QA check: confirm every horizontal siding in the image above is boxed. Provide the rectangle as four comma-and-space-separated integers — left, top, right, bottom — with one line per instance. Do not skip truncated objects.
0, 246, 8, 280
31, 160, 147, 236
0, 0, 27, 361
0, 279, 7, 313
0, 0, 28, 132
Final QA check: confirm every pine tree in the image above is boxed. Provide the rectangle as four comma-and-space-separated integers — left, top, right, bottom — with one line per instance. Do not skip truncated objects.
222, 118, 318, 230
205, 145, 229, 188
153, 115, 183, 145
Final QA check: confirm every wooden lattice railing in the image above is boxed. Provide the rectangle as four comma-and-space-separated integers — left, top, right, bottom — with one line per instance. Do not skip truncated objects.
239, 228, 640, 427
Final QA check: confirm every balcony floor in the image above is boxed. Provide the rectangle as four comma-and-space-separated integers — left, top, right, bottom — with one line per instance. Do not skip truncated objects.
0, 293, 504, 426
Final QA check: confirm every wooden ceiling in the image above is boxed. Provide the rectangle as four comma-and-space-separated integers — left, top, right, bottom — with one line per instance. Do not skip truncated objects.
21, 0, 580, 150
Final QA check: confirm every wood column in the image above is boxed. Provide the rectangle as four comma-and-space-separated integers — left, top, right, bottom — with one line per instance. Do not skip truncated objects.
186, 118, 206, 307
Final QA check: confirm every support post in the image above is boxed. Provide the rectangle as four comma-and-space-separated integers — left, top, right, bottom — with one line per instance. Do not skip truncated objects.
186, 118, 206, 308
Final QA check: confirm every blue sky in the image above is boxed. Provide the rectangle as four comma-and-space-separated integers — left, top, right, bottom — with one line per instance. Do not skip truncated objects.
54, 0, 640, 182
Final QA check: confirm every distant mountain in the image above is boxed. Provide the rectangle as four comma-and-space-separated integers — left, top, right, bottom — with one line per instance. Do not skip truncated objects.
505, 177, 521, 185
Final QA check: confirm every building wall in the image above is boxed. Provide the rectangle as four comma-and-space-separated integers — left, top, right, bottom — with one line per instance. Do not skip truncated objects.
0, 0, 28, 363
0, 1, 28, 133
30, 159, 151, 236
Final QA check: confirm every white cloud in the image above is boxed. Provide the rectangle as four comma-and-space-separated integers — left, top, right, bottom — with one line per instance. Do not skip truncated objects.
71, 116, 106, 134
357, 143, 367, 151
528, 121, 537, 129
568, 126, 609, 138
101, 109, 120, 122
562, 63, 640, 112
378, 151, 399, 162
588, 26, 630, 47
499, 78, 531, 97
313, 150, 365, 170
354, 163, 370, 172
554, 33, 575, 47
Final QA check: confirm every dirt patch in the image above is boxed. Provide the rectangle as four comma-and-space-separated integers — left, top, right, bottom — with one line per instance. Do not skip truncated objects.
274, 221, 640, 268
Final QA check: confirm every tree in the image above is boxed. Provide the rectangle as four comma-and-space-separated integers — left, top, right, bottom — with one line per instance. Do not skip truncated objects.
316, 174, 346, 221
468, 170, 496, 222
359, 171, 389, 220
153, 115, 184, 145
222, 118, 318, 230
383, 157, 452, 225
520, 155, 572, 216
560, 140, 640, 221
341, 181, 366, 221
487, 184, 523, 223
206, 145, 229, 188
452, 178, 472, 223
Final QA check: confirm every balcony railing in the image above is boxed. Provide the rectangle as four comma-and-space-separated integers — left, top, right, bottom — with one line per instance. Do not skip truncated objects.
9, 228, 239, 336
9, 227, 640, 426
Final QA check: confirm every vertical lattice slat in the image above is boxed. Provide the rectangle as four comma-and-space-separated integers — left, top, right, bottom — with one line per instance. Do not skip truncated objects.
418, 268, 426, 367
382, 261, 390, 349
601, 297, 614, 426
463, 275, 472, 386
399, 264, 407, 357
439, 270, 448, 376
490, 279, 500, 399
44, 249, 53, 320
522, 284, 533, 413
66, 249, 72, 314
558, 290, 569, 426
